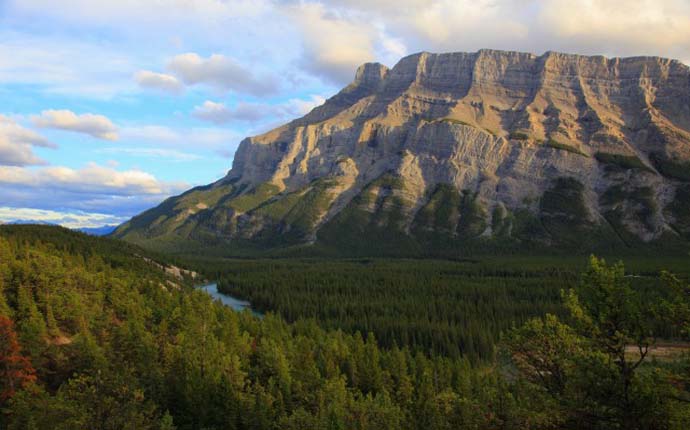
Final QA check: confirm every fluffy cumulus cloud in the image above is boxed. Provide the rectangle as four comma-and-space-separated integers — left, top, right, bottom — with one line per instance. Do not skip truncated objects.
134, 70, 183, 94
32, 110, 119, 140
287, 2, 377, 84
167, 53, 279, 96
0, 115, 55, 166
193, 101, 239, 124
0, 163, 179, 195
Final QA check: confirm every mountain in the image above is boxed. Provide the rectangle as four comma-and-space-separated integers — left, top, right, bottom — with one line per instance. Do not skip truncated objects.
78, 225, 118, 236
5, 220, 54, 226
1, 220, 117, 237
113, 49, 690, 256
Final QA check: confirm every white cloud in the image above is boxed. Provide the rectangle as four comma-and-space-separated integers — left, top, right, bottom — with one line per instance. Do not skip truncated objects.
285, 94, 327, 116
0, 115, 53, 147
193, 101, 267, 124
193, 101, 234, 124
0, 207, 127, 229
536, 0, 690, 55
294, 0, 530, 65
0, 166, 33, 185
0, 142, 43, 167
0, 162, 189, 218
281, 0, 690, 84
134, 70, 183, 94
192, 95, 326, 125
0, 162, 182, 195
167, 53, 279, 96
7, 0, 690, 100
288, 3, 377, 84
32, 110, 119, 140
2, 2, 289, 98
0, 115, 55, 166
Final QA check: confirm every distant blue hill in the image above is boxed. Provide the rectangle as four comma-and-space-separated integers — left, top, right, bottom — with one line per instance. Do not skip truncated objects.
4, 220, 54, 227
2, 220, 118, 237
78, 225, 118, 236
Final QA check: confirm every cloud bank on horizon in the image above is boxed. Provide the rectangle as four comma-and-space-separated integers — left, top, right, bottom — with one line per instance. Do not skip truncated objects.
1, 0, 689, 227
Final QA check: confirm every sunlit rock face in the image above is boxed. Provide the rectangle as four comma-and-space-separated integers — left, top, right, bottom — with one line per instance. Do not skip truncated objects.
114, 50, 690, 254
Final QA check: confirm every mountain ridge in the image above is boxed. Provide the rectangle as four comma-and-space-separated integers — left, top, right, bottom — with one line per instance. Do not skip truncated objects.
113, 49, 690, 256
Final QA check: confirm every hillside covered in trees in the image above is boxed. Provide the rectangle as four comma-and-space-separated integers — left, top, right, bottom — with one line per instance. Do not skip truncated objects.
1, 225, 689, 429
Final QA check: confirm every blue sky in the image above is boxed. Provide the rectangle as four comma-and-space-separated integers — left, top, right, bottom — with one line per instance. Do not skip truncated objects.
1, 0, 689, 228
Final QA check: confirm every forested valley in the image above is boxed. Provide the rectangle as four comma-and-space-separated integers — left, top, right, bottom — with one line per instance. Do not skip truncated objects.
213, 259, 571, 361
1, 225, 689, 429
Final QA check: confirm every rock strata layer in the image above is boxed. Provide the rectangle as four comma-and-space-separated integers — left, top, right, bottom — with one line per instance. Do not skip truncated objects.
114, 50, 690, 255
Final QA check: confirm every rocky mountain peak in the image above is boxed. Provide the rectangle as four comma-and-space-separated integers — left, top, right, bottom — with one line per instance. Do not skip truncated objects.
353, 62, 389, 88
114, 49, 690, 256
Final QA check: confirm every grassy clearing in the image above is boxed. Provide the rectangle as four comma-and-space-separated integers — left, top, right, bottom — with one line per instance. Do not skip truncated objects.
625, 341, 690, 362
227, 182, 281, 213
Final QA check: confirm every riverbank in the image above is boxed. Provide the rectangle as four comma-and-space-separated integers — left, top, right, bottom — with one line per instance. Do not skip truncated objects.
198, 283, 263, 317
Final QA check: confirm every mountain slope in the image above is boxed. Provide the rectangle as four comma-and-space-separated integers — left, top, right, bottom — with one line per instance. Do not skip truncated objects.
113, 49, 690, 255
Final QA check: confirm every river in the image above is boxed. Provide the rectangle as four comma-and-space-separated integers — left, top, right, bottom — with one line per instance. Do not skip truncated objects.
198, 283, 263, 318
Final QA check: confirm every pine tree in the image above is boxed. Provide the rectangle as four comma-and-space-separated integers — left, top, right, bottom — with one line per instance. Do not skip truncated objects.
15, 285, 48, 360
0, 279, 12, 318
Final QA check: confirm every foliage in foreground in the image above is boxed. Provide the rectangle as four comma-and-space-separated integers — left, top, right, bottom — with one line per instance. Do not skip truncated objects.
504, 256, 690, 428
0, 226, 688, 429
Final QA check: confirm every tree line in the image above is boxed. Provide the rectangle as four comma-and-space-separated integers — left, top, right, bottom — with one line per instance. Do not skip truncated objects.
0, 225, 688, 429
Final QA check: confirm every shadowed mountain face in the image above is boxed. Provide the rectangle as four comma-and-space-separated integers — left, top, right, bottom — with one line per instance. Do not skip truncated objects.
113, 49, 690, 256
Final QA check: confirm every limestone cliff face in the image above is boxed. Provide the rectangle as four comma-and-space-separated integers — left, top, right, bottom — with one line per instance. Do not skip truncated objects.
114, 50, 690, 254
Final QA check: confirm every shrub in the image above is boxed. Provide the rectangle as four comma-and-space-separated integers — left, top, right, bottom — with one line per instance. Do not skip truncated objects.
650, 153, 690, 181
509, 131, 530, 140
594, 152, 654, 173
545, 139, 588, 157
